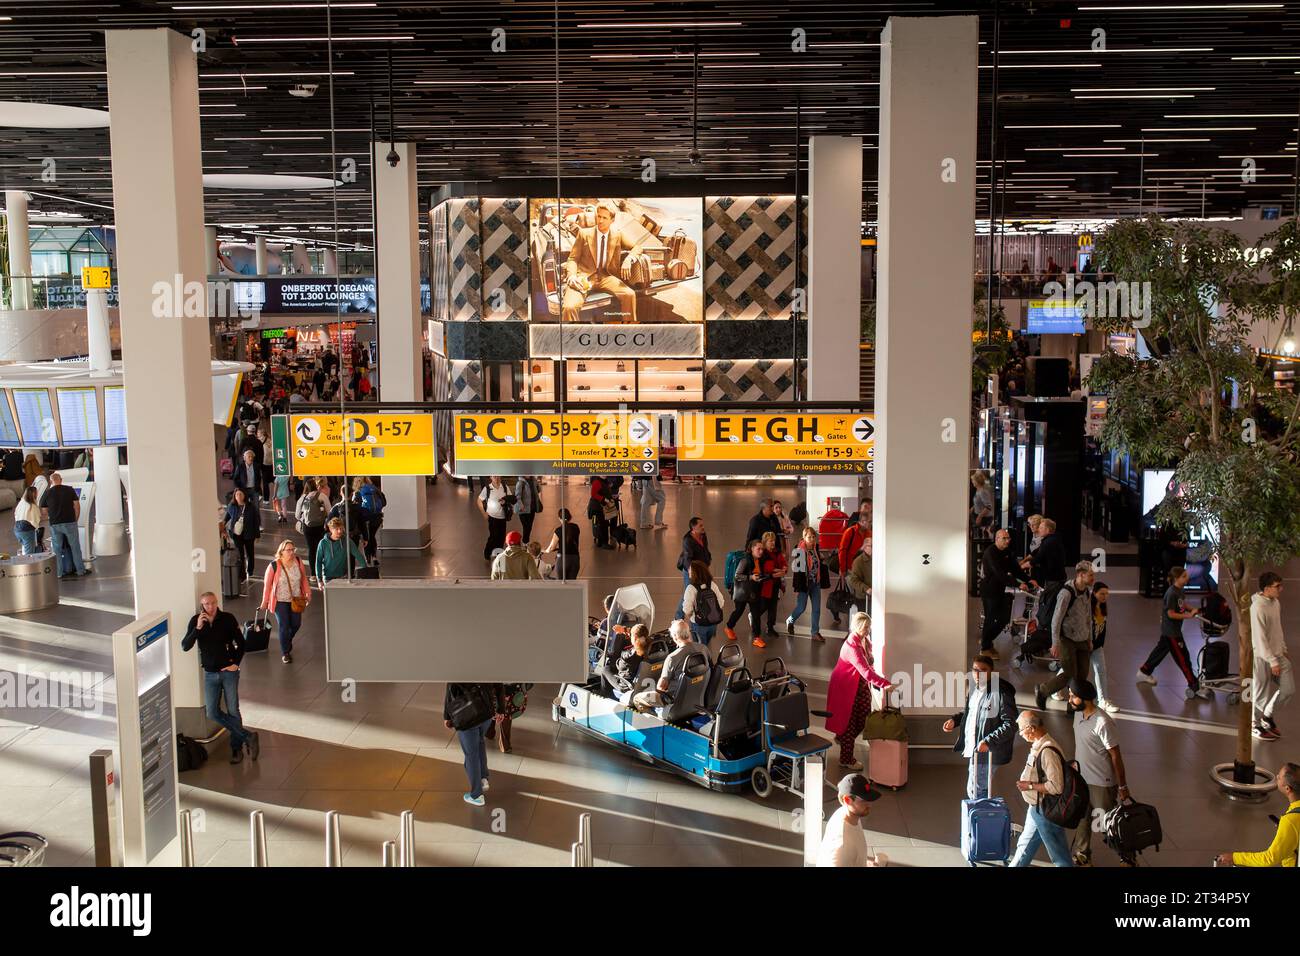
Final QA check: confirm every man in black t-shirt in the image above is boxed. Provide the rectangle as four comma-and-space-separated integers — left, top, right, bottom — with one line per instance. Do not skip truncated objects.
38, 473, 88, 577
181, 591, 258, 763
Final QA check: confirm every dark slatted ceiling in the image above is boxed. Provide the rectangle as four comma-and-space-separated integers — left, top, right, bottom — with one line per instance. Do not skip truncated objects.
0, 0, 1296, 244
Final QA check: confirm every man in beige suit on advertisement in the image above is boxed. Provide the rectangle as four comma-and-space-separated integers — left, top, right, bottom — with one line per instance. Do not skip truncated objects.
562, 202, 640, 323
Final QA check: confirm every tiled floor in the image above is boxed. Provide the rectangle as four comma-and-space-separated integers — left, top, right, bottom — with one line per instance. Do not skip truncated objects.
0, 476, 1293, 867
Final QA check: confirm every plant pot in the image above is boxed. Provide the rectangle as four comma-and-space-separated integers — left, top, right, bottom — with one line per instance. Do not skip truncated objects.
1209, 761, 1275, 803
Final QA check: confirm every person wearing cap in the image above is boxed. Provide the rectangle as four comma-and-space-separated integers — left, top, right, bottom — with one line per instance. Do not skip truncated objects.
943, 655, 1020, 801
816, 773, 885, 867
1067, 677, 1130, 866
491, 530, 541, 581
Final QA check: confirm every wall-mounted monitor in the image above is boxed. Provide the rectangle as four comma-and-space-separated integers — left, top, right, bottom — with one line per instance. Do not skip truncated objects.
1026, 299, 1086, 335
56, 386, 102, 447
104, 385, 128, 445
0, 393, 19, 447
12, 388, 58, 447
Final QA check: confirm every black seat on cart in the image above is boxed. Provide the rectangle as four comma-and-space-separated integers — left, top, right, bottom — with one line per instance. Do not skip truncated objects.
704, 643, 745, 711
763, 692, 830, 758
661, 652, 711, 723
634, 638, 671, 688
708, 666, 757, 746
599, 629, 632, 697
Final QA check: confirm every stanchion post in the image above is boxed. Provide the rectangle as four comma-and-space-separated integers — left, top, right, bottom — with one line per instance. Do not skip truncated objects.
382, 840, 397, 867
399, 809, 416, 867
250, 810, 268, 867
325, 810, 343, 867
571, 842, 582, 867
578, 811, 593, 868
179, 809, 195, 868
803, 754, 824, 866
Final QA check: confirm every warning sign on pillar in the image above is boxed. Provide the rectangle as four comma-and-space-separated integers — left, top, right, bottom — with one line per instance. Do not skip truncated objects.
453, 412, 660, 476
676, 412, 874, 475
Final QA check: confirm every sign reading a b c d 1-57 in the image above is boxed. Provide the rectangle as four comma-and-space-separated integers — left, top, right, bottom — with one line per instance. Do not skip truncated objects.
677, 412, 874, 475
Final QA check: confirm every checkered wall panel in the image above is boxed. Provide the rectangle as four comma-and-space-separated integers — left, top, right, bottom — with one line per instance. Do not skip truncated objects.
448, 198, 482, 321
479, 197, 529, 321
431, 202, 449, 323
704, 196, 798, 321
704, 359, 805, 402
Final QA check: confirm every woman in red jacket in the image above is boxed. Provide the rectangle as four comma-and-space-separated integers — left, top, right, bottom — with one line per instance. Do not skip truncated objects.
261, 539, 311, 664
757, 531, 788, 643
825, 612, 895, 770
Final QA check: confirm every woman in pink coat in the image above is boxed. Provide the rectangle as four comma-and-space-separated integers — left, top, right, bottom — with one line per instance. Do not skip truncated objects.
260, 539, 311, 664
825, 611, 895, 770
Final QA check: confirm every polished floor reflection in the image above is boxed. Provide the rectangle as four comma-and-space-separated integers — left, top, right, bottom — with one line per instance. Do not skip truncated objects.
0, 477, 1291, 866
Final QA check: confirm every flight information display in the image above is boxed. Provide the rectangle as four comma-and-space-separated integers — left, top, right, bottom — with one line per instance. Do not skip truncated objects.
57, 387, 102, 446
13, 388, 58, 447
0, 394, 19, 446
104, 385, 128, 445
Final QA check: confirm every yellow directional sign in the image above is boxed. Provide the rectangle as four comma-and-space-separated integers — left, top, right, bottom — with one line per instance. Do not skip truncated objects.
677, 412, 874, 475
288, 413, 435, 477
81, 266, 111, 290
453, 412, 660, 476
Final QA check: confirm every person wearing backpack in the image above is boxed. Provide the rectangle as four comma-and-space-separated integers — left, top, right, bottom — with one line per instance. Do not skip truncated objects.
315, 517, 367, 585
674, 516, 711, 620
787, 528, 829, 642
296, 478, 329, 578
352, 476, 385, 561
1010, 710, 1074, 867
1035, 561, 1096, 711
681, 560, 726, 644
1067, 678, 1131, 866
444, 682, 497, 806
724, 540, 768, 646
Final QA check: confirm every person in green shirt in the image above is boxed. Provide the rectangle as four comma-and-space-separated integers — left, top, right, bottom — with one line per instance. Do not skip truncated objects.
314, 516, 367, 585
1217, 762, 1299, 867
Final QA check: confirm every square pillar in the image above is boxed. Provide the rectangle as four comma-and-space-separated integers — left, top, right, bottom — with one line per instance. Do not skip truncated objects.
874, 16, 979, 708
372, 141, 430, 552
106, 28, 220, 723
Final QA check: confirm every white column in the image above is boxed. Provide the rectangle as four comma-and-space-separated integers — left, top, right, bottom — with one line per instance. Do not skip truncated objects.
106, 28, 220, 724
254, 236, 268, 275
87, 288, 127, 555
204, 225, 219, 275
323, 248, 338, 276
4, 190, 32, 310
874, 16, 978, 710
805, 137, 864, 537
372, 141, 429, 552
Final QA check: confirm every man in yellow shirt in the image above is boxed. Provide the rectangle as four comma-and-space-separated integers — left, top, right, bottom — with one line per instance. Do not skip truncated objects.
1216, 762, 1299, 867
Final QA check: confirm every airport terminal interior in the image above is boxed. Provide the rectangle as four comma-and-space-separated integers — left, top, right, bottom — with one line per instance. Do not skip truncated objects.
2, 0, 1300, 874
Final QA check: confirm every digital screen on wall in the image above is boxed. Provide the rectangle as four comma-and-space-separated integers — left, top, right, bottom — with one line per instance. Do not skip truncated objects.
262, 277, 376, 314
528, 198, 703, 324
1142, 469, 1176, 515
231, 281, 267, 313
56, 387, 101, 446
13, 388, 58, 447
104, 385, 128, 445
1026, 300, 1086, 335
0, 394, 19, 447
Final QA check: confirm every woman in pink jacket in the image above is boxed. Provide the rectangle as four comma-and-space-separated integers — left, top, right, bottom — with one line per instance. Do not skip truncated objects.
261, 540, 311, 664
825, 611, 895, 770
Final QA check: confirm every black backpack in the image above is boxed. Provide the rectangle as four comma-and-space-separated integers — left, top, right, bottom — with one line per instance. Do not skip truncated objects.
693, 585, 724, 626
1036, 745, 1091, 829
176, 733, 208, 772
446, 683, 495, 731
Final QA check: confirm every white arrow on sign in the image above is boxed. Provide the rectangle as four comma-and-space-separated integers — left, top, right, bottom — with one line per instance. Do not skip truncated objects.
629, 415, 653, 444
853, 416, 875, 443
641, 461, 655, 473
295, 418, 320, 444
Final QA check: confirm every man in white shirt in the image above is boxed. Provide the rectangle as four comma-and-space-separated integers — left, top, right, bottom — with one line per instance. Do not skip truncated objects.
1067, 678, 1131, 866
1010, 710, 1073, 867
631, 620, 703, 713
1251, 572, 1292, 741
816, 773, 884, 867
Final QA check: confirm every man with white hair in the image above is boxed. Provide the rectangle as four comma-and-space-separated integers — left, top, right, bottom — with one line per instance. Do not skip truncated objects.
631, 619, 704, 713
561, 202, 641, 323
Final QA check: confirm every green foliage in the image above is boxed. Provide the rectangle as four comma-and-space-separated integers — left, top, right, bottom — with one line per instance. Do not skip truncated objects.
972, 297, 1012, 392
860, 299, 875, 345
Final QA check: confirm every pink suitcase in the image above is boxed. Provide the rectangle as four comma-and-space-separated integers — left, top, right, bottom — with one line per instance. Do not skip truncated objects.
868, 738, 909, 789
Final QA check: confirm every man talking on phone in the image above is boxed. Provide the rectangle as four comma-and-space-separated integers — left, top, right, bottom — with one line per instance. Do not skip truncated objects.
182, 591, 259, 764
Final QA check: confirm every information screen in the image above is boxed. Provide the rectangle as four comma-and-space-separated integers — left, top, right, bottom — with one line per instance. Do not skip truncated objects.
13, 388, 58, 447
1026, 300, 1086, 335
56, 387, 102, 447
104, 385, 127, 445
0, 394, 19, 446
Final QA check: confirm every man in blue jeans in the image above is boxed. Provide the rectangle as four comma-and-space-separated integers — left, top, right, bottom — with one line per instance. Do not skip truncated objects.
1011, 710, 1073, 867
38, 473, 89, 578
444, 683, 494, 806
181, 591, 259, 764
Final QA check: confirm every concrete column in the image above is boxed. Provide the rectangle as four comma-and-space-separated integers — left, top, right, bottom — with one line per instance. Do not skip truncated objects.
323, 248, 338, 276
372, 141, 429, 553
204, 225, 219, 275
291, 243, 310, 275
87, 288, 127, 555
805, 137, 864, 537
874, 16, 979, 710
254, 236, 268, 275
106, 28, 220, 726
4, 190, 32, 310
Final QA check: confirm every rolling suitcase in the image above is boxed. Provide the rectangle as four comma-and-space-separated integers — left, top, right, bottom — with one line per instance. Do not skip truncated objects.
220, 546, 241, 599
242, 609, 272, 653
961, 759, 1013, 865
865, 690, 908, 788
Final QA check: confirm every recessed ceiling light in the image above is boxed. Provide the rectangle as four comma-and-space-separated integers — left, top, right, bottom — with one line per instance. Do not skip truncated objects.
233, 36, 413, 44
200, 72, 354, 78
1076, 94, 1196, 99
0, 70, 105, 77
577, 21, 743, 28
589, 52, 759, 59
199, 85, 268, 92
1072, 87, 1214, 92
1143, 126, 1257, 131
980, 63, 1103, 69
999, 47, 1212, 54
1233, 55, 1300, 60
1005, 124, 1122, 129
173, 2, 376, 8
1164, 113, 1297, 118
1078, 3, 1280, 9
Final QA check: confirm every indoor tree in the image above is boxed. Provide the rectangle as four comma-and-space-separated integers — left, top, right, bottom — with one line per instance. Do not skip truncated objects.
1089, 216, 1300, 788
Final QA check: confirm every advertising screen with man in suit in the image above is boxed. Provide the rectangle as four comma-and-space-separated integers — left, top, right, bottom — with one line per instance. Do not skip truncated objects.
528, 197, 702, 323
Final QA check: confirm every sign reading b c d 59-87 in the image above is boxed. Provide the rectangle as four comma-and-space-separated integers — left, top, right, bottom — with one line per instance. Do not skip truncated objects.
677, 413, 874, 475
454, 413, 660, 476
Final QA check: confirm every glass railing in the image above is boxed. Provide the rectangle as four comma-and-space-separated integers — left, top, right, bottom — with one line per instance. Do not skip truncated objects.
0, 275, 118, 311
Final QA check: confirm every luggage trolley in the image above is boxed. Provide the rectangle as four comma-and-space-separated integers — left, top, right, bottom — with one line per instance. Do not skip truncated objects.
1005, 586, 1057, 671
748, 665, 834, 801
1192, 592, 1244, 703
0, 831, 48, 867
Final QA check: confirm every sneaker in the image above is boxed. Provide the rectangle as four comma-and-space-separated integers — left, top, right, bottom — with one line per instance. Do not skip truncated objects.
79, 568, 93, 576
1253, 724, 1280, 741
752, 637, 767, 649
764, 629, 778, 639
1034, 684, 1048, 711
1052, 690, 1067, 701
481, 778, 490, 792
724, 627, 737, 641
1073, 852, 1093, 867
1136, 670, 1157, 686
282, 654, 292, 664
786, 619, 795, 636
811, 632, 826, 644
653, 523, 669, 529
247, 731, 260, 761
229, 748, 244, 765
1099, 698, 1120, 714
1263, 715, 1281, 736
839, 759, 863, 771
640, 524, 652, 530
1196, 687, 1214, 700
463, 793, 486, 807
